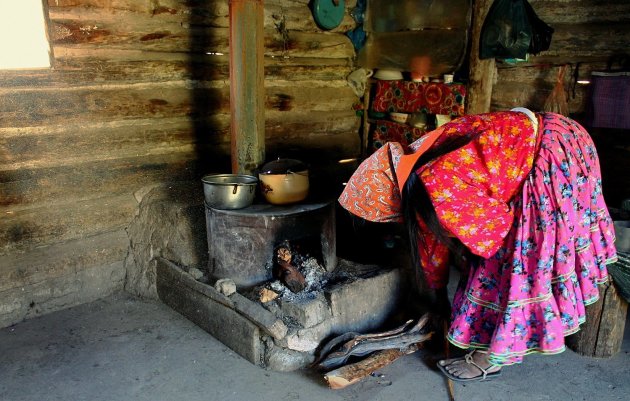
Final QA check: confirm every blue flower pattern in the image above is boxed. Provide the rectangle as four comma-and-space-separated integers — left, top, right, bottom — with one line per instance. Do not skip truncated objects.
447, 113, 616, 366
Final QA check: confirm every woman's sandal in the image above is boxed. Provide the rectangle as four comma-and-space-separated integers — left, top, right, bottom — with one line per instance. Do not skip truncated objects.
437, 350, 502, 382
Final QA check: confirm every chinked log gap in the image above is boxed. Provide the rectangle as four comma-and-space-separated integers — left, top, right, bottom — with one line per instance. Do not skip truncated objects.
315, 314, 434, 389
229, 0, 265, 174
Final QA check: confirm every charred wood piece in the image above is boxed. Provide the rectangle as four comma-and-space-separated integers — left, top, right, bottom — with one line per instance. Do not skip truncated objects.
315, 314, 433, 371
275, 260, 306, 293
277, 246, 292, 264
273, 242, 306, 293
259, 287, 279, 303
313, 319, 415, 367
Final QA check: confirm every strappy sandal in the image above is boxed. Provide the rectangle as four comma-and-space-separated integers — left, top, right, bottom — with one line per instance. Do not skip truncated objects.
437, 350, 502, 382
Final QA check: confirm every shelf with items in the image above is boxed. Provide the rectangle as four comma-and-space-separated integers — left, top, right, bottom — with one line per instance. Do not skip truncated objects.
371, 80, 466, 116
362, 79, 466, 155
369, 118, 429, 151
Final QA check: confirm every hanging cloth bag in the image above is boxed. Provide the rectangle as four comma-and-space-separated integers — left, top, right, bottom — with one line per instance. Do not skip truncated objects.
480, 0, 532, 60
523, 0, 554, 55
586, 55, 630, 129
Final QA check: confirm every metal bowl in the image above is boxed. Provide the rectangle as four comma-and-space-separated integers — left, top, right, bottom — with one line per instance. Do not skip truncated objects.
201, 174, 258, 210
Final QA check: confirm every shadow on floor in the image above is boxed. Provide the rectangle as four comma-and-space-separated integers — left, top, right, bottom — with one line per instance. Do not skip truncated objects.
1, 292, 628, 401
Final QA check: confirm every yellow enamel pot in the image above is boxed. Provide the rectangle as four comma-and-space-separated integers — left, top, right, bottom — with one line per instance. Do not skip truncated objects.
259, 159, 309, 205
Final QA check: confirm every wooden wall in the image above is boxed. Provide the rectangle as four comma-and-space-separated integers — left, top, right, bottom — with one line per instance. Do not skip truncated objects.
2, 0, 628, 327
490, 0, 630, 206
0, 0, 360, 327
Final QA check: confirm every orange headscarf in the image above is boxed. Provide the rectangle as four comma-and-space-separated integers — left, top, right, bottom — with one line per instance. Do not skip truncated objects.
338, 128, 443, 223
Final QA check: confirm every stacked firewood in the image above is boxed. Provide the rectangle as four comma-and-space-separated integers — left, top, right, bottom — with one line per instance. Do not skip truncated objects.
314, 314, 434, 389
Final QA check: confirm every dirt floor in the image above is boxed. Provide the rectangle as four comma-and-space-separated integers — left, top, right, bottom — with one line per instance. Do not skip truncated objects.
1, 291, 628, 401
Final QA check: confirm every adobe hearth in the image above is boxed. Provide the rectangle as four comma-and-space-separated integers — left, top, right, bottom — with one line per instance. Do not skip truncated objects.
156, 256, 406, 371
155, 192, 415, 372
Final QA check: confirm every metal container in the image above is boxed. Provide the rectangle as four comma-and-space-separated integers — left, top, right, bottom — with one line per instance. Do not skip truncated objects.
201, 174, 258, 210
258, 159, 309, 205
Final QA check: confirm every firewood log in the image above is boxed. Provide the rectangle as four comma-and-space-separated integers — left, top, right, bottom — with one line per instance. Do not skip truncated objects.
316, 314, 432, 371
324, 344, 421, 390
313, 320, 415, 367
275, 259, 306, 293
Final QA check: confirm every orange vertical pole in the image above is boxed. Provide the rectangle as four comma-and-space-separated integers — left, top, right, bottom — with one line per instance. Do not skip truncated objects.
229, 0, 265, 174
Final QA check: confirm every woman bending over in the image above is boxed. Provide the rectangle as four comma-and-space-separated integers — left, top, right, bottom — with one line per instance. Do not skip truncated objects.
339, 110, 618, 381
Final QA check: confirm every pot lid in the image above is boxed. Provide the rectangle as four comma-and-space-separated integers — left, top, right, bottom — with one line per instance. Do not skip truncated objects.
312, 0, 345, 31
260, 158, 307, 174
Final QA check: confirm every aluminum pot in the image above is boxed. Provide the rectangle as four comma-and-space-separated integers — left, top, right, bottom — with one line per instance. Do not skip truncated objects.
259, 158, 309, 205
201, 174, 258, 210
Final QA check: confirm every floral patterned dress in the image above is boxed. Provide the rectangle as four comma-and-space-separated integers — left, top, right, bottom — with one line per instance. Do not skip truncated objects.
339, 111, 618, 365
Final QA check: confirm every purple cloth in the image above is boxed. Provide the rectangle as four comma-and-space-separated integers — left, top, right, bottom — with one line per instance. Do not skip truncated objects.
587, 72, 630, 129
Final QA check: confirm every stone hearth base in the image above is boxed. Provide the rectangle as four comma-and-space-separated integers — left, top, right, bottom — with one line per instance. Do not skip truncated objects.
156, 257, 407, 371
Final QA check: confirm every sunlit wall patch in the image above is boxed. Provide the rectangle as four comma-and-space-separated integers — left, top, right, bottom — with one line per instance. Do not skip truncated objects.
0, 1, 51, 69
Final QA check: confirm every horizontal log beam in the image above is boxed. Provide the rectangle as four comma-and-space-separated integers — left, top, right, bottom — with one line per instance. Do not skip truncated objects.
0, 153, 198, 209
48, 0, 357, 32
0, 82, 356, 128
0, 110, 357, 169
530, 0, 630, 24
0, 193, 137, 255
0, 57, 352, 89
533, 22, 630, 58
48, 9, 355, 58
0, 229, 128, 292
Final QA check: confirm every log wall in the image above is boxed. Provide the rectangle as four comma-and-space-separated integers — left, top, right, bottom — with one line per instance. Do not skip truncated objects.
490, 0, 630, 206
2, 0, 628, 328
0, 0, 360, 327
491, 0, 630, 112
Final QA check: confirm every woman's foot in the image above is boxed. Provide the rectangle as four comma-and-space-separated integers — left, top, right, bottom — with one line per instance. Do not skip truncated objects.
437, 350, 502, 382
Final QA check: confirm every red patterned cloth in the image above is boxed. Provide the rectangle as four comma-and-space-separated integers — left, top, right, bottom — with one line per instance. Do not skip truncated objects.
340, 112, 619, 366
340, 111, 539, 288
371, 81, 466, 116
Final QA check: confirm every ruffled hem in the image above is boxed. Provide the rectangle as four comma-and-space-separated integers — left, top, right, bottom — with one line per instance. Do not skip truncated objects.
448, 265, 614, 365
446, 113, 618, 366
447, 335, 567, 366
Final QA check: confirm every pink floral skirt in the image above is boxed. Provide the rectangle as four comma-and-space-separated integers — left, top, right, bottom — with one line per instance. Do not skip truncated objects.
448, 113, 618, 365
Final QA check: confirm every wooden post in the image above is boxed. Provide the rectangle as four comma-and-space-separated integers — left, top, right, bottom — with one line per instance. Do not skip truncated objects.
361, 79, 372, 158
566, 281, 628, 358
229, 0, 265, 174
466, 0, 495, 114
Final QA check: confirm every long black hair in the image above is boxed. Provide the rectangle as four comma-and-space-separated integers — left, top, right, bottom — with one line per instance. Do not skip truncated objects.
401, 135, 479, 291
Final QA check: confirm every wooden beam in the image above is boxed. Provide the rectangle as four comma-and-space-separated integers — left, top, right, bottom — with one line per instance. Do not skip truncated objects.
466, 0, 495, 114
229, 0, 265, 174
